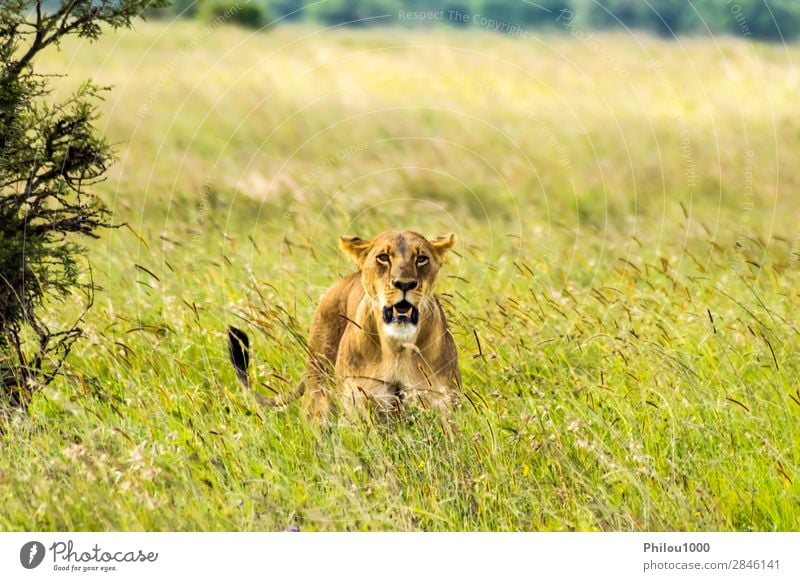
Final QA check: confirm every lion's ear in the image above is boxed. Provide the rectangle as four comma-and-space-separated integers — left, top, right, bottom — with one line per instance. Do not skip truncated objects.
339, 235, 373, 267
430, 232, 456, 260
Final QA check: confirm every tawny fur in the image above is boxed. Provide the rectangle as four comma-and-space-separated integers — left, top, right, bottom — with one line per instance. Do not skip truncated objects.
303, 230, 461, 414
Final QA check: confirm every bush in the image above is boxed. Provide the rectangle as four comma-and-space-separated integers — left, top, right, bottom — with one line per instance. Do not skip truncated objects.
0, 0, 166, 408
587, 0, 641, 30
146, 0, 199, 19
725, 0, 800, 40
268, 0, 307, 22
479, 0, 573, 29
199, 1, 269, 30
308, 0, 395, 27
589, 0, 699, 36
588, 0, 800, 40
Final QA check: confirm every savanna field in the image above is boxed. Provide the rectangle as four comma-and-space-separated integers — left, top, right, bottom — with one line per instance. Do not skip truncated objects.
1, 19, 800, 531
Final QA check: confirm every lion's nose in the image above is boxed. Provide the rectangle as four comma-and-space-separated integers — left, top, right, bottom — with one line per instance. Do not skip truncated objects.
392, 280, 418, 293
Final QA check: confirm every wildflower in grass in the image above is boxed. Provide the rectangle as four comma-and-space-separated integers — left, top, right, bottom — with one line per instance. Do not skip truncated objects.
64, 444, 87, 462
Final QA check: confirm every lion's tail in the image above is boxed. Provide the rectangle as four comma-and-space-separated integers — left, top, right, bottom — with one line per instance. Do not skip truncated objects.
227, 326, 251, 388
227, 326, 305, 407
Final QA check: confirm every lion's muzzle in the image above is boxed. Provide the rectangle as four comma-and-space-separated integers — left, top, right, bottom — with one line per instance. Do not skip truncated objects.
382, 299, 419, 326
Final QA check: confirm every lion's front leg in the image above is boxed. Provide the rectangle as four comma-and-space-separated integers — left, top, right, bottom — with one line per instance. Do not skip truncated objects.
301, 276, 358, 416
339, 376, 403, 414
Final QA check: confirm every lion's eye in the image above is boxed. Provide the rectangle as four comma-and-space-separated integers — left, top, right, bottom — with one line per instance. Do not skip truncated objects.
416, 255, 429, 266
377, 253, 390, 264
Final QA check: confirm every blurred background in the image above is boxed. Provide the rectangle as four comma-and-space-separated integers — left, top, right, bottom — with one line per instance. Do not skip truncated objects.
139, 0, 800, 41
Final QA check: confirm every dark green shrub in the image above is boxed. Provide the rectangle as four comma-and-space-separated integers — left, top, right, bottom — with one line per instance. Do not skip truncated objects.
199, 1, 269, 30
0, 0, 166, 408
725, 0, 800, 40
477, 0, 572, 30
308, 0, 394, 27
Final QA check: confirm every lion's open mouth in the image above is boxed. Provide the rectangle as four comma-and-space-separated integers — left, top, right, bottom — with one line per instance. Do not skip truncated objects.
382, 300, 419, 326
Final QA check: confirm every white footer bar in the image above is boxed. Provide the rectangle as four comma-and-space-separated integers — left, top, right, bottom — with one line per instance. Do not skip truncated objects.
1, 532, 797, 580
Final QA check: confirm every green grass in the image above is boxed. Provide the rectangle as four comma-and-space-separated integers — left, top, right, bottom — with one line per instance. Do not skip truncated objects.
1, 20, 800, 530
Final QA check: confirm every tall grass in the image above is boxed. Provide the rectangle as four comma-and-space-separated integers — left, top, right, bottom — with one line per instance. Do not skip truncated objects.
1, 21, 798, 530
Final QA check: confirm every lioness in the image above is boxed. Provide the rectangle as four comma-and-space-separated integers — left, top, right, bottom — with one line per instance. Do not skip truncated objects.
229, 230, 460, 414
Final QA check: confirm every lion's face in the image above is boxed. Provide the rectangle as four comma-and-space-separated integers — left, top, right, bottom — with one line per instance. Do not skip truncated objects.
340, 230, 456, 341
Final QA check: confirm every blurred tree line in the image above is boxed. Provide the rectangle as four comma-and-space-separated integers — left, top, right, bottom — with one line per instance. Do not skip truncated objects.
149, 0, 800, 41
